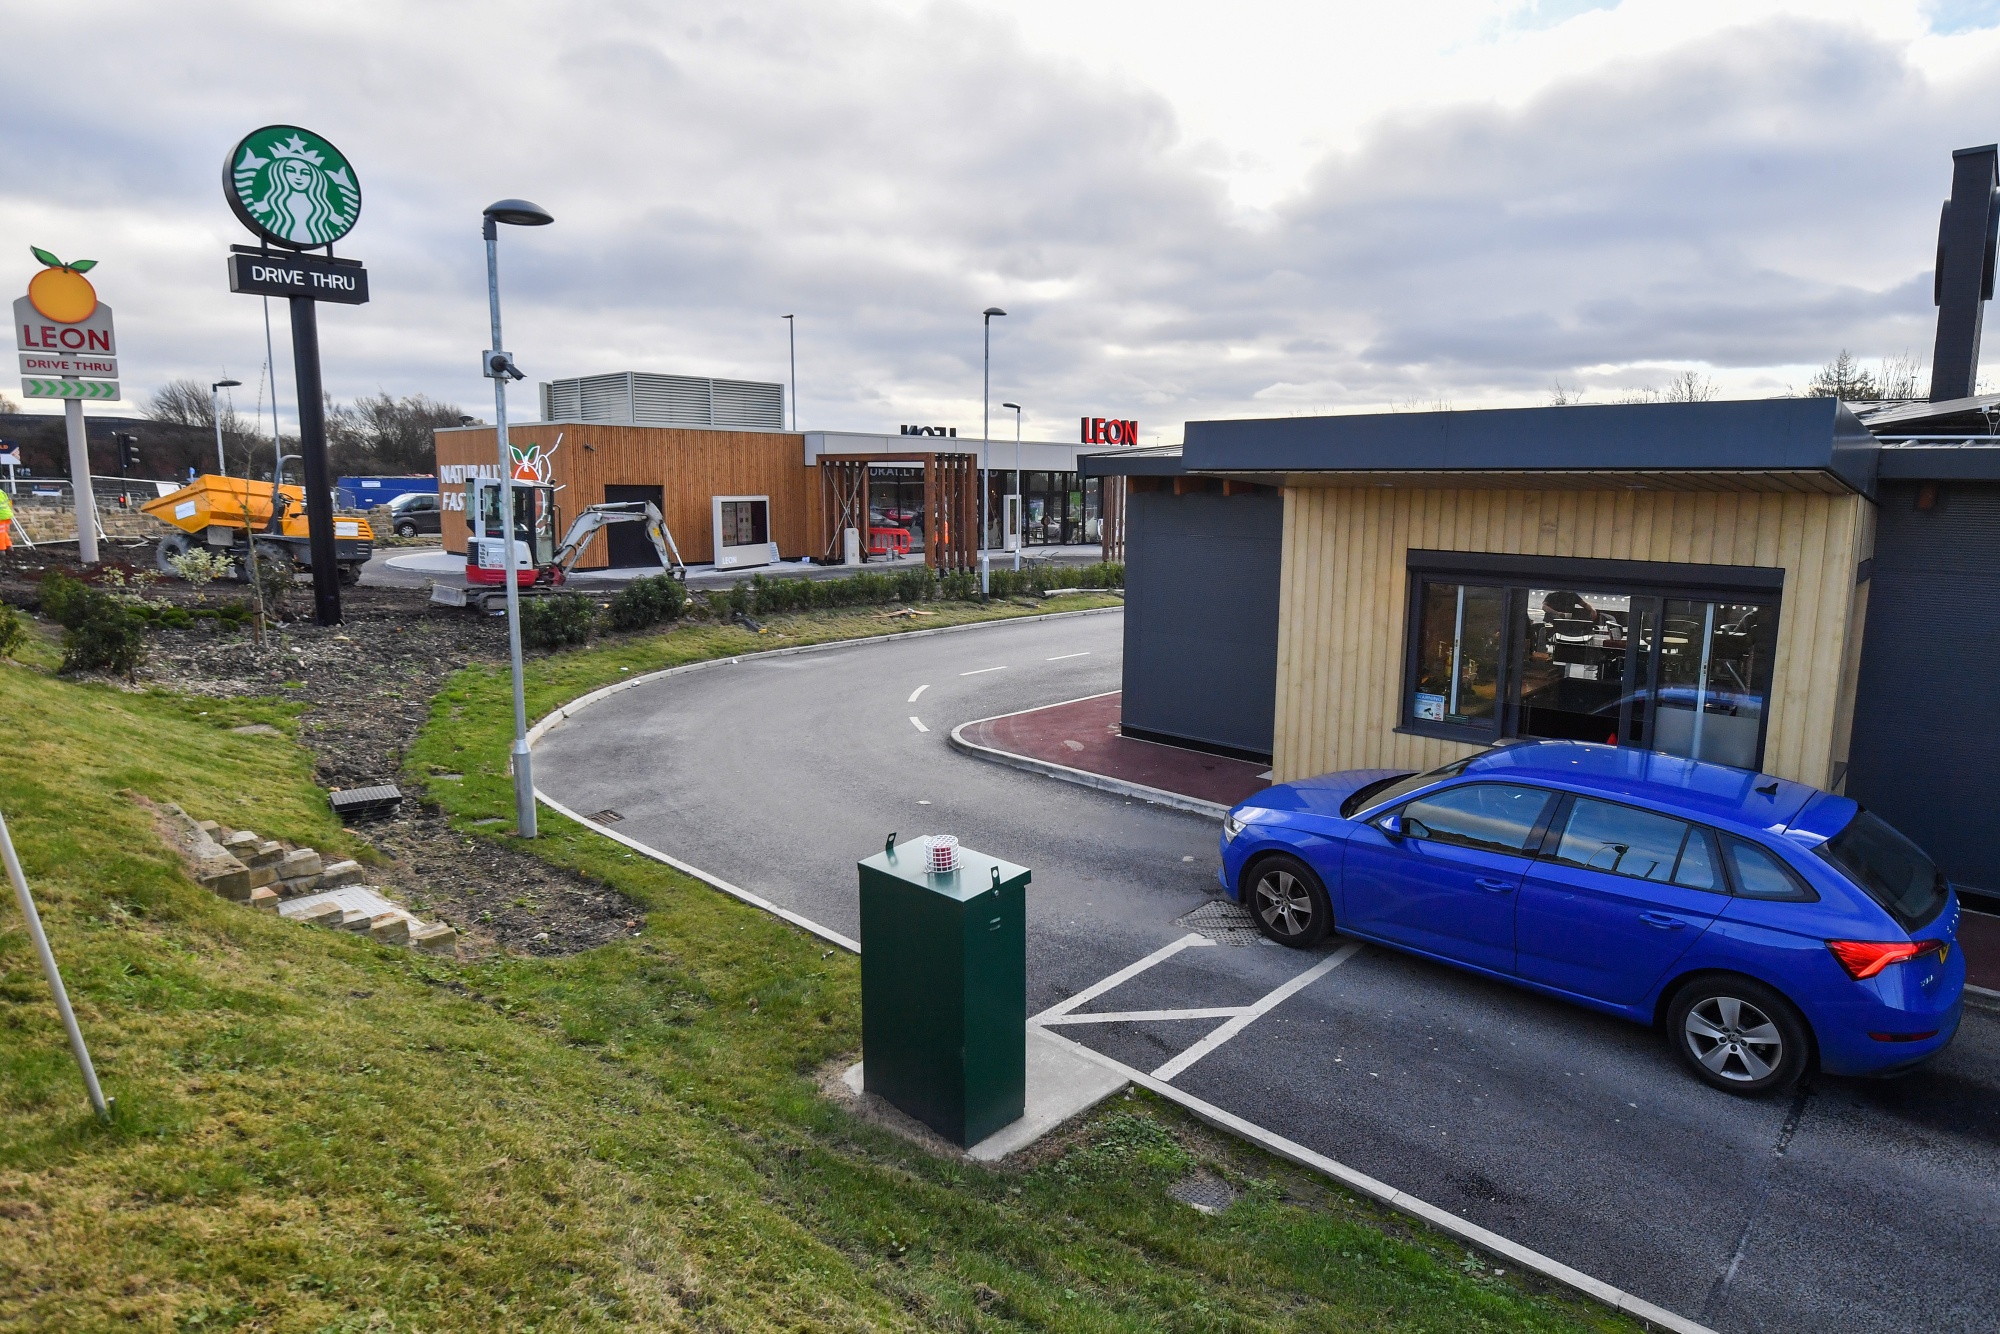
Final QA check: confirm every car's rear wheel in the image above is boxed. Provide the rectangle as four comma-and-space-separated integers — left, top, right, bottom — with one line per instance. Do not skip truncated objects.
1667, 976, 1810, 1096
1245, 854, 1332, 948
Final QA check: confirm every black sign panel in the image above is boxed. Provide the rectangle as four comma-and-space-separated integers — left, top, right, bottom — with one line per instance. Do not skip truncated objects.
227, 249, 369, 305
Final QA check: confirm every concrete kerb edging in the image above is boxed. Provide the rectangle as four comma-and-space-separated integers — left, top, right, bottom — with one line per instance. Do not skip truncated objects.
1030, 1024, 1717, 1334
947, 697, 1232, 821
516, 601, 1716, 1334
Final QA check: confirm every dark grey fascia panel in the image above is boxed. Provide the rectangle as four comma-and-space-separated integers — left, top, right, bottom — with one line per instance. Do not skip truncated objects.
1875, 444, 2000, 480
1079, 445, 1186, 477
1182, 398, 1879, 495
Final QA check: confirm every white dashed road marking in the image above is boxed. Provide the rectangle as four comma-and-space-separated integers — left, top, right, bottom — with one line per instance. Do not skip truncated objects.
960, 665, 1008, 676
907, 683, 929, 702
1047, 651, 1091, 661
909, 716, 929, 733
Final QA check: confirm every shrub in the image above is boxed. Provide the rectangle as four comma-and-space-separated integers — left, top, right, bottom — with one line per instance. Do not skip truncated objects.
168, 547, 235, 597
604, 574, 687, 632
61, 599, 148, 676
520, 592, 595, 650
938, 570, 979, 601
37, 570, 90, 626
0, 604, 25, 659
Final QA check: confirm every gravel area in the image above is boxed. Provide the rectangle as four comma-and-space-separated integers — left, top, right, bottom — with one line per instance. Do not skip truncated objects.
1, 547, 640, 956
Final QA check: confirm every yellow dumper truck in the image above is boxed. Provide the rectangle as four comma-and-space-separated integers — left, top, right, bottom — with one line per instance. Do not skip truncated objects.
141, 475, 374, 586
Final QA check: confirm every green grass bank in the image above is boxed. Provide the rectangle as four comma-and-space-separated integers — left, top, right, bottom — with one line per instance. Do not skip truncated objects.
0, 599, 1637, 1331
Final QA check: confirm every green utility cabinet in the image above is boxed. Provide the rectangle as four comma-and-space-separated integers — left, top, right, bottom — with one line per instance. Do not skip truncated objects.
858, 837, 1029, 1147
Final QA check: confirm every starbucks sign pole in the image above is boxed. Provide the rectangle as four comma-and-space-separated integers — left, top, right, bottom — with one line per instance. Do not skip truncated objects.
221, 125, 368, 626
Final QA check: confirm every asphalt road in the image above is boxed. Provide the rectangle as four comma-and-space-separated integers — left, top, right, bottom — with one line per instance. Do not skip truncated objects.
534, 609, 2000, 1334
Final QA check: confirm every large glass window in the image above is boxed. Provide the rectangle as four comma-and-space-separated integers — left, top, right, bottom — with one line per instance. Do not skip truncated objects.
1550, 797, 1707, 886
1405, 562, 1781, 772
1412, 582, 1503, 731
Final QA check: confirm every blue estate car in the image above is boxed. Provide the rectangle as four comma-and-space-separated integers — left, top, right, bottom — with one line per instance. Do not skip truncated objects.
1219, 739, 1964, 1095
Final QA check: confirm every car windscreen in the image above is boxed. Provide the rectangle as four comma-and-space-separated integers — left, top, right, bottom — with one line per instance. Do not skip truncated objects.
1818, 809, 1948, 931
1340, 755, 1479, 818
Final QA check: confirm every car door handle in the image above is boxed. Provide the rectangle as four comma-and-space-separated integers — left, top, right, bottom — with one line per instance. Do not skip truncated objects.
1639, 912, 1688, 930
1474, 877, 1515, 893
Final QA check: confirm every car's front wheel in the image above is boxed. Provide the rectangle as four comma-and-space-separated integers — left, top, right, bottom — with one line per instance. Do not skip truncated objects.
1667, 976, 1810, 1096
1245, 854, 1333, 948
396, 521, 418, 538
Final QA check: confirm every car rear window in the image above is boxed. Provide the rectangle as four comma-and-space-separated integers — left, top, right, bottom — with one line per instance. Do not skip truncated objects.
1819, 810, 1948, 931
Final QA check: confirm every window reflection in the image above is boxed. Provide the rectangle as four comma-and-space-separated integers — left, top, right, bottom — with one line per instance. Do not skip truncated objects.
1413, 583, 1503, 727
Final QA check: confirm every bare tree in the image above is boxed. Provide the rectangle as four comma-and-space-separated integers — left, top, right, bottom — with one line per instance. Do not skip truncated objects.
1663, 371, 1719, 403
1877, 352, 1926, 401
326, 391, 464, 475
146, 378, 264, 474
1617, 386, 1663, 404
1547, 379, 1584, 406
0, 391, 19, 415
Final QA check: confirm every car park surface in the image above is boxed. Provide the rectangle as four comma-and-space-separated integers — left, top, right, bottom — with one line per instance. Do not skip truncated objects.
534, 609, 2000, 1333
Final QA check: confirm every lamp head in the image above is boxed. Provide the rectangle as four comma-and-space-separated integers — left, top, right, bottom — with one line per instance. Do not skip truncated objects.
1001, 402, 1020, 411
214, 378, 242, 390
484, 198, 555, 227
983, 306, 1007, 320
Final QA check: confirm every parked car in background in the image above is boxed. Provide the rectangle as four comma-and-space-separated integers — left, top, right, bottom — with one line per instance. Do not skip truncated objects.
385, 490, 441, 537
1220, 739, 1964, 1096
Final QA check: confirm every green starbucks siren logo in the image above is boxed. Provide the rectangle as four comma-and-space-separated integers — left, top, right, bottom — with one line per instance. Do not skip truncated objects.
223, 125, 362, 250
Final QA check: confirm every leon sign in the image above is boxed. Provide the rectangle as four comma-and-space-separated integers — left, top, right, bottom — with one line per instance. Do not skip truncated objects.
1080, 416, 1138, 445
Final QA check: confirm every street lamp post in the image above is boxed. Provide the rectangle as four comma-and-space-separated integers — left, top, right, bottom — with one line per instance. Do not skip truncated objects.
481, 196, 555, 839
1001, 402, 1021, 570
782, 314, 797, 431
981, 307, 1006, 598
210, 378, 241, 475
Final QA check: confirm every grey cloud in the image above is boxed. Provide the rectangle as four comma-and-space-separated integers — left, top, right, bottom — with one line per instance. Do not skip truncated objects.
0, 3, 1993, 441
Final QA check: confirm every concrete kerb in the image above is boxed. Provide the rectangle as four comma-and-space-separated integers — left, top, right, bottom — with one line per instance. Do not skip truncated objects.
517, 602, 1717, 1334
946, 696, 1232, 821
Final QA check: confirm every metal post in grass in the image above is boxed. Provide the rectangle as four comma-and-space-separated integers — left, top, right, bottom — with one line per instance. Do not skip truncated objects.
0, 808, 110, 1123
481, 197, 555, 838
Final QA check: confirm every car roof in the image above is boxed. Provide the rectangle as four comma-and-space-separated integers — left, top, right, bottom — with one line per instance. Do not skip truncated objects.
1456, 739, 1822, 834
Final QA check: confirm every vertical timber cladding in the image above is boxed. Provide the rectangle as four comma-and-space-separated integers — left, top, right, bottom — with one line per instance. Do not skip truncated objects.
1272, 486, 1876, 790
434, 424, 808, 567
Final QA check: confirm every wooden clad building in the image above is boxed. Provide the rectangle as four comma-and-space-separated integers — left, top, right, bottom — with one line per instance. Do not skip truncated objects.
433, 423, 810, 570
1083, 398, 1882, 792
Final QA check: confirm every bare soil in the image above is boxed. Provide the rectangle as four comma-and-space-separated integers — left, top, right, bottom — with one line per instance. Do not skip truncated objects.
0, 545, 640, 956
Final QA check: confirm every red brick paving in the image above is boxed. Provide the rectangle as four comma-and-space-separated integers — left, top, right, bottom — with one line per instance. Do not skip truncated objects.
959, 691, 1270, 809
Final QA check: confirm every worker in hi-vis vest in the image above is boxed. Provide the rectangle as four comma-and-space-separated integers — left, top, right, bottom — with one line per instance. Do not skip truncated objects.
0, 485, 13, 552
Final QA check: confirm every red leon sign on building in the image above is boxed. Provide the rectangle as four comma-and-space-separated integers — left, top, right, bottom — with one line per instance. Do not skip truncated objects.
1081, 416, 1138, 445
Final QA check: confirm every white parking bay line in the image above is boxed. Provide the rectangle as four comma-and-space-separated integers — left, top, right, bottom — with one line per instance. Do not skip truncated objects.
960, 665, 1007, 676
1041, 1006, 1249, 1026
1030, 932, 1215, 1023
909, 716, 929, 733
1046, 651, 1090, 661
908, 683, 930, 703
1151, 941, 1364, 1083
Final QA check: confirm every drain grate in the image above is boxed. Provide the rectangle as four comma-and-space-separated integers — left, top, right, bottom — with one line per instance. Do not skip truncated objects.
589, 809, 625, 825
1169, 1171, 1239, 1215
1174, 898, 1263, 946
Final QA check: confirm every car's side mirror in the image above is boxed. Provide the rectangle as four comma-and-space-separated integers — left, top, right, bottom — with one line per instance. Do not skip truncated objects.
1378, 814, 1405, 839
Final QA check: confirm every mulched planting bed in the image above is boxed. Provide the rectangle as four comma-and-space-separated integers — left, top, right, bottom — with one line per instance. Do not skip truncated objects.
1, 545, 640, 956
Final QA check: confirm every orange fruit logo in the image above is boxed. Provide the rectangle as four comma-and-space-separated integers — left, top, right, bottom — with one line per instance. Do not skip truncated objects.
27, 247, 99, 323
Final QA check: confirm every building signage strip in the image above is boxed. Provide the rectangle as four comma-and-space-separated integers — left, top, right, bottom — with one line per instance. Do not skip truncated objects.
1081, 416, 1139, 445
19, 353, 117, 378
226, 251, 370, 305
22, 377, 119, 401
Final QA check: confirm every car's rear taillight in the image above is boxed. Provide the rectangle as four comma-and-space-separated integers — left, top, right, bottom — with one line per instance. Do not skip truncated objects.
1826, 939, 1946, 981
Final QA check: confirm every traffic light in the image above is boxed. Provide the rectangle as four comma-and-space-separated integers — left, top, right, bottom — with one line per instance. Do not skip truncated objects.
116, 433, 142, 475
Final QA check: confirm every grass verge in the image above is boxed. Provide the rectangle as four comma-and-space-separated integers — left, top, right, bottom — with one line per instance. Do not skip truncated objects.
0, 600, 1641, 1331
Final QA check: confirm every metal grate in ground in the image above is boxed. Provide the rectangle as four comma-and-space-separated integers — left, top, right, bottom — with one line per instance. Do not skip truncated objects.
1169, 1171, 1239, 1214
1174, 898, 1263, 946
589, 809, 625, 825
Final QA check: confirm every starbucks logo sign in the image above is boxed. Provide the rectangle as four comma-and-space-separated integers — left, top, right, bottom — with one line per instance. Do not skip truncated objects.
223, 125, 362, 250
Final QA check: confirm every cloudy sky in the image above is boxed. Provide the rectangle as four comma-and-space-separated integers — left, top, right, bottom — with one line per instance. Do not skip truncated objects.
5, 0, 1999, 444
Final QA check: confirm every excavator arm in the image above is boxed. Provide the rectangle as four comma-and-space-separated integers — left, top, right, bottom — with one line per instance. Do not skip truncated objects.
552, 502, 686, 579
